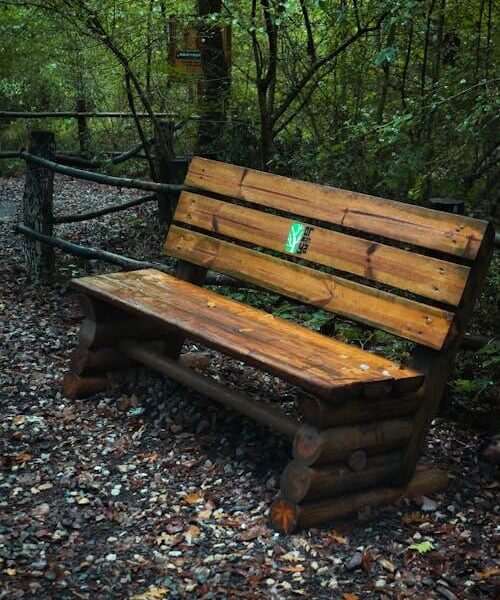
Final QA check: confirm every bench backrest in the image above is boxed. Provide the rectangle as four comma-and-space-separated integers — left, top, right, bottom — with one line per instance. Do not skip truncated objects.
164, 157, 493, 351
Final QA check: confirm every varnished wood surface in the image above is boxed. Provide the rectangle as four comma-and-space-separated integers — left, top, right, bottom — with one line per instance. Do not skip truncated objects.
280, 453, 402, 503
185, 157, 489, 260
175, 192, 469, 305
270, 466, 449, 533
297, 393, 420, 427
70, 269, 424, 402
165, 226, 455, 349
293, 419, 414, 465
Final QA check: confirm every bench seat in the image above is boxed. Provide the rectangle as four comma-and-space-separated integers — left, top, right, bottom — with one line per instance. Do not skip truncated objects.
71, 268, 424, 402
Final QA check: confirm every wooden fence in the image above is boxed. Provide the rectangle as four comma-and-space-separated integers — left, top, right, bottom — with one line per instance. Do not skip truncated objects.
4, 129, 234, 288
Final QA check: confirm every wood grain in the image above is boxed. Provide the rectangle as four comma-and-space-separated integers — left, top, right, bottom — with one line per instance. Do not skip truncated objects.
293, 419, 414, 465
280, 453, 402, 503
297, 393, 419, 427
164, 226, 455, 349
185, 157, 489, 260
270, 466, 449, 533
70, 269, 424, 402
174, 192, 469, 305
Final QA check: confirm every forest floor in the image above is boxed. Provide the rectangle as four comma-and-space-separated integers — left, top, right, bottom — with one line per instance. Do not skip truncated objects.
0, 175, 498, 600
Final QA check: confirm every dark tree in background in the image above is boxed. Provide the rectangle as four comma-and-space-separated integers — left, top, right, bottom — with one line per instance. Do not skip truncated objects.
197, 0, 231, 158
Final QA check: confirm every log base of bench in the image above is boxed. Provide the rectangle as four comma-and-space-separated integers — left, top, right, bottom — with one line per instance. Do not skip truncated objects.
270, 466, 448, 534
63, 295, 447, 535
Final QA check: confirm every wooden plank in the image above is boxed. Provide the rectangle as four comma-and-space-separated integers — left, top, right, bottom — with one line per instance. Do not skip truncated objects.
70, 269, 424, 402
174, 192, 469, 305
164, 226, 455, 349
185, 157, 489, 260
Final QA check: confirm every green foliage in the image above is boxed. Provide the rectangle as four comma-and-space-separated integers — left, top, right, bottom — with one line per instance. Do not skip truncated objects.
409, 541, 435, 554
0, 1, 497, 428
0, 0, 497, 215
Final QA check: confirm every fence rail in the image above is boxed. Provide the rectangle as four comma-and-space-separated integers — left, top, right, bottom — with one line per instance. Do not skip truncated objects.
0, 111, 177, 119
3, 130, 498, 300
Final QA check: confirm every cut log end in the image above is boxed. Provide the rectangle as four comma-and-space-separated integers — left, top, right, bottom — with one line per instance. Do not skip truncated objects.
280, 461, 312, 504
61, 373, 109, 399
293, 424, 321, 465
269, 497, 299, 534
348, 450, 368, 472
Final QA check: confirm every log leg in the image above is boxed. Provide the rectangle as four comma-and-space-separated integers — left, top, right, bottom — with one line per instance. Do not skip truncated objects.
270, 466, 449, 534
63, 293, 213, 399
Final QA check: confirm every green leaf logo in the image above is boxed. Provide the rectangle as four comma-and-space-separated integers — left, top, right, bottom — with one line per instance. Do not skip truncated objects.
285, 222, 306, 253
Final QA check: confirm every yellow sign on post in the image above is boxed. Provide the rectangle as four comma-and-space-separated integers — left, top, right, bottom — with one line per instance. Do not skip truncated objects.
168, 16, 231, 77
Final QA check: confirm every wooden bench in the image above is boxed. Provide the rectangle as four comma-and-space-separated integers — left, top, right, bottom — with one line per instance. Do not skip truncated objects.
63, 157, 494, 533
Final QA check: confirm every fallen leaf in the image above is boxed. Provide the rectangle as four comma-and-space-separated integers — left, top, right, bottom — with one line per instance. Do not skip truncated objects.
238, 527, 266, 541
362, 549, 374, 571
342, 594, 360, 600
185, 492, 202, 504
408, 540, 434, 554
38, 483, 53, 491
14, 452, 31, 462
184, 524, 201, 543
196, 508, 213, 520
3, 568, 16, 576
280, 565, 305, 573
330, 530, 348, 545
155, 532, 182, 547
379, 558, 396, 573
281, 552, 304, 562
402, 512, 428, 524
474, 567, 500, 580
142, 452, 159, 463
130, 586, 169, 600
207, 301, 216, 308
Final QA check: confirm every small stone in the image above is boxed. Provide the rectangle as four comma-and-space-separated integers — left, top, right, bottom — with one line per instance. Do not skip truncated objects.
105, 553, 117, 562
196, 419, 210, 434
346, 552, 363, 570
45, 571, 56, 581
421, 496, 438, 512
437, 586, 458, 600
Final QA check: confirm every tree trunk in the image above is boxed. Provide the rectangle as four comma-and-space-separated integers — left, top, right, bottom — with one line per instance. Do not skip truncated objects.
154, 120, 176, 226
22, 131, 55, 284
75, 96, 92, 158
197, 0, 231, 157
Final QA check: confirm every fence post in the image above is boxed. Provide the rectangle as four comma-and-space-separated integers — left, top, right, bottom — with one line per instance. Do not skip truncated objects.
154, 120, 175, 227
23, 130, 55, 283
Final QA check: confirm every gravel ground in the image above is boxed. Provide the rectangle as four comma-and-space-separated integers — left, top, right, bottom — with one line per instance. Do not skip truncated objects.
0, 175, 498, 599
